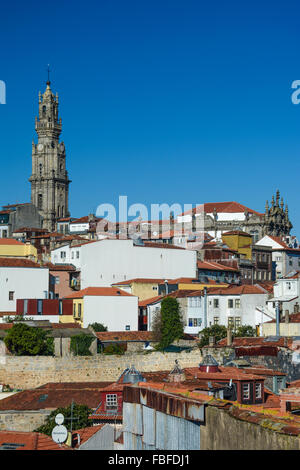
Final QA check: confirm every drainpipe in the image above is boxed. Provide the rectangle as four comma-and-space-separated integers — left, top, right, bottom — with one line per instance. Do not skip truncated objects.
275, 301, 280, 336
164, 280, 169, 295
204, 287, 207, 329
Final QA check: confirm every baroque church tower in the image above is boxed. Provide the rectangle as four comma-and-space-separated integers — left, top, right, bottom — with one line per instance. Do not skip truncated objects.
29, 79, 71, 231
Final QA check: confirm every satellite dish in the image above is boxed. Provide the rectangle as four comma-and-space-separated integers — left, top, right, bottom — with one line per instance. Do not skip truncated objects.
55, 413, 64, 425
52, 424, 68, 444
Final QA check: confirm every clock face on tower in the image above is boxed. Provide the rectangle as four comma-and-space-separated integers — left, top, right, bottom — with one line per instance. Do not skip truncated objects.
37, 143, 44, 152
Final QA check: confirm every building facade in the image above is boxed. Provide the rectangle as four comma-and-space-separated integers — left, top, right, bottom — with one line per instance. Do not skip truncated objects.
29, 80, 71, 231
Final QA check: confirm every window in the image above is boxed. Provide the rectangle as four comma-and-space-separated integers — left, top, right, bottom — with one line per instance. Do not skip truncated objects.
125, 325, 130, 331
228, 299, 234, 308
188, 318, 202, 327
76, 251, 80, 259
38, 194, 43, 210
213, 317, 219, 325
234, 299, 240, 309
255, 383, 262, 399
242, 383, 250, 400
286, 282, 291, 290
73, 304, 76, 317
213, 299, 219, 308
78, 303, 82, 318
60, 251, 66, 259
152, 286, 158, 291
71, 252, 74, 259
8, 291, 14, 301
228, 317, 234, 328
234, 317, 241, 329
106, 394, 118, 408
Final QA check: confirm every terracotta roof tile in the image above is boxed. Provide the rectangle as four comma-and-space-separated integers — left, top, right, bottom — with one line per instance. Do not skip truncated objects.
0, 258, 42, 268
64, 287, 135, 299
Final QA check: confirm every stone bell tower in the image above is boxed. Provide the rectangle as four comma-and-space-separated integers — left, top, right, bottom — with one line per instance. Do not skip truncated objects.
29, 77, 71, 231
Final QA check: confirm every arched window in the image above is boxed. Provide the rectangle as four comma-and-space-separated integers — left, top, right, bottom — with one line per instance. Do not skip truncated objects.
42, 105, 46, 116
57, 206, 60, 218
39, 164, 42, 177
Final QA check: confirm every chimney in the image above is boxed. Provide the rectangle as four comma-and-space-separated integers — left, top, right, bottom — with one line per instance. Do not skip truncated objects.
294, 303, 299, 314
227, 328, 232, 346
285, 310, 289, 324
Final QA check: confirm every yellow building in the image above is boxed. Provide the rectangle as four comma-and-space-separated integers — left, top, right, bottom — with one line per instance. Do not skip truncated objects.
113, 277, 229, 301
0, 238, 37, 261
222, 231, 252, 260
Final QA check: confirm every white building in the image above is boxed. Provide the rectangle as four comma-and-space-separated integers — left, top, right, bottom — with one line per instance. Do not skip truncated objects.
255, 235, 300, 279
207, 285, 270, 330
263, 272, 300, 320
0, 259, 49, 314
66, 287, 138, 330
144, 284, 270, 334
80, 239, 197, 288
51, 241, 95, 270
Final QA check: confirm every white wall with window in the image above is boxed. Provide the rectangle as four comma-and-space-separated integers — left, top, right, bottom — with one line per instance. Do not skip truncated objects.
0, 266, 49, 313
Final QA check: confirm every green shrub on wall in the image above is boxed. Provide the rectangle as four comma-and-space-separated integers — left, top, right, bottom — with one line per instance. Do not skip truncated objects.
4, 323, 54, 356
70, 334, 94, 356
103, 343, 126, 355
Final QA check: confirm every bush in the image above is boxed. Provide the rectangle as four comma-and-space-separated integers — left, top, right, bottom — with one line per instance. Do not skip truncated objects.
88, 322, 107, 332
70, 333, 94, 356
234, 325, 257, 337
198, 324, 227, 348
4, 323, 54, 356
103, 343, 126, 355
35, 403, 92, 436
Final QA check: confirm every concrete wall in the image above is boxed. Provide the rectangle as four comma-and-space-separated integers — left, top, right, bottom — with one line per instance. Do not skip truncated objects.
0, 266, 49, 311
0, 349, 201, 389
83, 295, 139, 330
201, 405, 300, 450
81, 239, 197, 288
0, 410, 51, 432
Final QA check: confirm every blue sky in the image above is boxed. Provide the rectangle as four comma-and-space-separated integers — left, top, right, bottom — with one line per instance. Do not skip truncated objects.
0, 0, 300, 231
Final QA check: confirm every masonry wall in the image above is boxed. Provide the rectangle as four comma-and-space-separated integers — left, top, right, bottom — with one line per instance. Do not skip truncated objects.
0, 349, 201, 389
0, 410, 51, 432
201, 405, 300, 450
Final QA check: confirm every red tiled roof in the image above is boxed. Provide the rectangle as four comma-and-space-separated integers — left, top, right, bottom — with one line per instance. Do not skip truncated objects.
181, 202, 263, 217
0, 238, 25, 246
222, 230, 252, 237
0, 431, 69, 450
44, 263, 76, 271
70, 216, 102, 224
0, 258, 41, 268
73, 425, 105, 447
138, 295, 163, 307
206, 284, 268, 295
64, 287, 134, 299
217, 337, 293, 348
112, 278, 165, 286
197, 260, 239, 272
0, 383, 113, 411
96, 331, 155, 342
142, 242, 185, 250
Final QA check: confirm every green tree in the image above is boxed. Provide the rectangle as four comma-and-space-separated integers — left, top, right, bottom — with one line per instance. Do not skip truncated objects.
103, 343, 126, 355
35, 403, 92, 436
198, 324, 227, 348
88, 322, 107, 332
4, 323, 54, 356
70, 333, 94, 356
234, 325, 257, 337
154, 297, 184, 350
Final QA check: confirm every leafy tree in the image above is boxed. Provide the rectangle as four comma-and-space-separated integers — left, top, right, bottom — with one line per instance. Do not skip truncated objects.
88, 322, 108, 332
70, 333, 94, 356
154, 297, 184, 350
198, 324, 227, 348
35, 403, 92, 436
4, 323, 54, 356
234, 325, 257, 337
